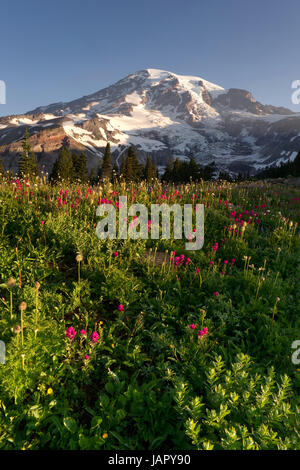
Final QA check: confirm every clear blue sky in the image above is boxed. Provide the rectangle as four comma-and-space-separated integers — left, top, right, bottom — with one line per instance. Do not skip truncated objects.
1, 0, 300, 116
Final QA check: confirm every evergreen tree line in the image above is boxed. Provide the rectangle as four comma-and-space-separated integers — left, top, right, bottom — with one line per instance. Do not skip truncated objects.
97, 144, 158, 182
50, 142, 158, 183
255, 152, 300, 179
162, 157, 217, 182
10, 129, 300, 183
50, 146, 88, 182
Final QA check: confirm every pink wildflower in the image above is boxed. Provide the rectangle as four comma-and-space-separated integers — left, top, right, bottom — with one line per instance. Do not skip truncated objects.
65, 326, 76, 340
118, 304, 124, 311
90, 331, 100, 343
198, 327, 208, 337
189, 323, 196, 330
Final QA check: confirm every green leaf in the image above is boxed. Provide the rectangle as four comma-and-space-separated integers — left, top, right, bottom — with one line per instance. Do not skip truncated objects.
63, 417, 78, 434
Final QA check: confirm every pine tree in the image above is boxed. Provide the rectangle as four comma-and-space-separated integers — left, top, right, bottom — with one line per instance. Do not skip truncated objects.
173, 158, 182, 182
125, 151, 134, 182
72, 152, 87, 181
163, 157, 174, 181
89, 167, 96, 184
144, 156, 154, 181
101, 143, 111, 180
127, 146, 143, 181
29, 152, 39, 178
18, 128, 32, 177
50, 146, 74, 182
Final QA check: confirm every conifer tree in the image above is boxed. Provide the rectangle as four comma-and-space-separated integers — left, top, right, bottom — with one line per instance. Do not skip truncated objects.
152, 159, 158, 179
18, 128, 31, 177
163, 157, 174, 181
50, 146, 74, 182
127, 146, 143, 181
144, 156, 153, 181
101, 143, 111, 180
18, 129, 39, 179
29, 152, 39, 178
72, 151, 87, 181
125, 151, 134, 181
89, 167, 96, 184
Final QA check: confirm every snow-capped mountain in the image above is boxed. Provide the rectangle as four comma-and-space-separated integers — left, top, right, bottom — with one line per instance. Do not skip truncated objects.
1, 68, 300, 175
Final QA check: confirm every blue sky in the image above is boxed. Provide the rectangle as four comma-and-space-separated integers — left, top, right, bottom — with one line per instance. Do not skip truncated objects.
1, 0, 300, 116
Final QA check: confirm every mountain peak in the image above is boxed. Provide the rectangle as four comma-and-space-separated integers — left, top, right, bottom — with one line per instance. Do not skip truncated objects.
0, 68, 299, 177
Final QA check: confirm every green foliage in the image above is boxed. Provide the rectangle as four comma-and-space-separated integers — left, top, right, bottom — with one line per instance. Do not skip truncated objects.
100, 143, 111, 180
162, 157, 216, 182
50, 146, 74, 182
72, 152, 88, 182
0, 177, 299, 449
18, 129, 39, 179
175, 354, 299, 450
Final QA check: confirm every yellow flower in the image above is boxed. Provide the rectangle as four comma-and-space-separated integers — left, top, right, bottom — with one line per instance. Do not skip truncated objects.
111, 344, 115, 348
47, 388, 53, 395
102, 433, 108, 439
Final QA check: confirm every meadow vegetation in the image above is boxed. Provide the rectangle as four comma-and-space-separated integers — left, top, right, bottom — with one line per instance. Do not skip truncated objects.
0, 175, 299, 450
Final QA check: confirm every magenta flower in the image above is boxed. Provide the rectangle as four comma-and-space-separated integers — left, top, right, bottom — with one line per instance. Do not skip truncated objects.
84, 354, 90, 361
213, 291, 219, 297
189, 323, 196, 330
114, 251, 119, 257
90, 331, 100, 343
80, 329, 87, 336
198, 327, 208, 337
40, 220, 45, 225
65, 326, 76, 340
118, 304, 124, 311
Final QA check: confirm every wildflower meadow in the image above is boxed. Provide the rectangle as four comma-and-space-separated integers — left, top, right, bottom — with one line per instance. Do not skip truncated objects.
0, 175, 299, 450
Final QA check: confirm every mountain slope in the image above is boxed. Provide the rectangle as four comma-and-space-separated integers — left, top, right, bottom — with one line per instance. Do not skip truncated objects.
1, 68, 300, 175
